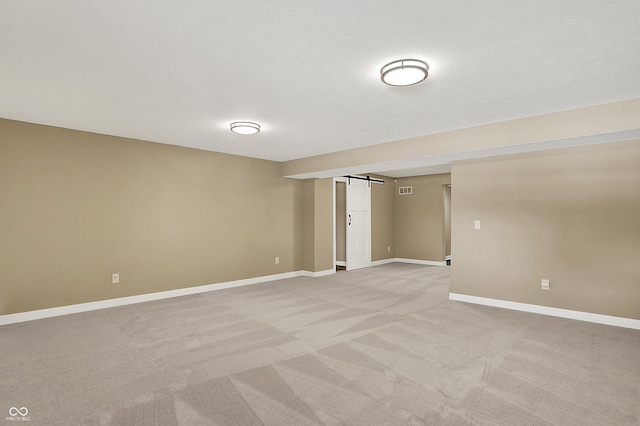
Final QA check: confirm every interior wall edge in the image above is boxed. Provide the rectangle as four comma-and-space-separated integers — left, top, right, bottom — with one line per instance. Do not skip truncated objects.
282, 98, 640, 178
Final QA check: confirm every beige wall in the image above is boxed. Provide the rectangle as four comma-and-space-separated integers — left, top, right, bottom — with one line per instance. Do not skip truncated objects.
298, 178, 334, 272
313, 178, 334, 272
335, 182, 346, 262
451, 140, 640, 320
10, 115, 636, 321
299, 179, 315, 272
371, 175, 395, 261
0, 119, 304, 315
395, 174, 451, 262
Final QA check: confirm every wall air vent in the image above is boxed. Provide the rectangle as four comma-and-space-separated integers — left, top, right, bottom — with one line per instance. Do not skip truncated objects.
399, 186, 413, 195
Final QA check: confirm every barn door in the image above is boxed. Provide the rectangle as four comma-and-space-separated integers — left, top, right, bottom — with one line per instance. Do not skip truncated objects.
346, 177, 371, 270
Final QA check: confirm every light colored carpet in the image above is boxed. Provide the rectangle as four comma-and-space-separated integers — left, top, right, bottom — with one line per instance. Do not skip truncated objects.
1, 263, 639, 425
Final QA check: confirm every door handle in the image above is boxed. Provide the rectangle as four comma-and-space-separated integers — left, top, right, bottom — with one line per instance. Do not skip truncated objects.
348, 214, 351, 226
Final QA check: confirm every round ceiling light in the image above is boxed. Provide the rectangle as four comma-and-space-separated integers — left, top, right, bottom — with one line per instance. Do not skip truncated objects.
230, 121, 260, 135
380, 59, 429, 87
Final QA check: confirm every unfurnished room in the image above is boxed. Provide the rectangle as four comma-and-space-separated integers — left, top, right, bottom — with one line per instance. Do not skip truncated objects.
1, 1, 639, 425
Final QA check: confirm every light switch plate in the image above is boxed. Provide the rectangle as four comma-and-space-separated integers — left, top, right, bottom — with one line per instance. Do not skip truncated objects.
474, 220, 481, 230
541, 279, 550, 290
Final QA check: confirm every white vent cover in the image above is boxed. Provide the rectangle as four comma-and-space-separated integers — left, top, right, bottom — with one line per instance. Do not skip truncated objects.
399, 186, 413, 195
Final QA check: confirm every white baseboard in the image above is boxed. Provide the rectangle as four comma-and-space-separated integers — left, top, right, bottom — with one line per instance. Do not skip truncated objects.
367, 258, 445, 268
1, 262, 445, 326
369, 258, 396, 267
335, 261, 347, 267
449, 293, 640, 330
395, 258, 446, 266
300, 269, 335, 278
0, 270, 326, 326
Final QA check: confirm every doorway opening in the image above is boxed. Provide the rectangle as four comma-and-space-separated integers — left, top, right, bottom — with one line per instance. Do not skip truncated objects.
335, 179, 347, 270
443, 184, 452, 265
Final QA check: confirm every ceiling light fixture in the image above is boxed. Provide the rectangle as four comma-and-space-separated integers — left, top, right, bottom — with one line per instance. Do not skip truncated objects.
230, 121, 260, 135
380, 59, 429, 87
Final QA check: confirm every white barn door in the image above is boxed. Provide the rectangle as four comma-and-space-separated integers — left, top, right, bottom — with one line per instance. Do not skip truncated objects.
346, 177, 371, 271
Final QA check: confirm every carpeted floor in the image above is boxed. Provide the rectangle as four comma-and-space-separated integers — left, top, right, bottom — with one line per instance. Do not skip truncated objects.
1, 263, 639, 425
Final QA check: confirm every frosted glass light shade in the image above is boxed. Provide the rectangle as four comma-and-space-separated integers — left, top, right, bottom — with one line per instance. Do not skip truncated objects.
380, 59, 429, 86
230, 121, 260, 135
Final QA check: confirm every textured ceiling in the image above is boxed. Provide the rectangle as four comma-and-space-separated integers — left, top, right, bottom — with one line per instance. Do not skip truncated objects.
1, 1, 639, 163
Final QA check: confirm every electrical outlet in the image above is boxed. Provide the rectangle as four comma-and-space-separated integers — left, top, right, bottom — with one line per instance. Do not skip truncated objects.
474, 220, 481, 230
112, 273, 120, 284
541, 279, 550, 290
275, 257, 279, 265
387, 246, 391, 252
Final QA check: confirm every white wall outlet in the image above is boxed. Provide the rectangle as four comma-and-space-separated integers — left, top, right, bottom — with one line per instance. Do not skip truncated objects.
275, 257, 279, 265
387, 246, 391, 252
112, 273, 120, 284
474, 220, 481, 230
541, 279, 550, 290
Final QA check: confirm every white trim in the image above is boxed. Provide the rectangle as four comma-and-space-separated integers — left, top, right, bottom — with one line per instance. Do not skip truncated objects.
333, 176, 347, 271
449, 293, 640, 330
370, 258, 445, 267
333, 177, 338, 270
0, 271, 315, 326
370, 258, 396, 267
395, 258, 446, 266
300, 269, 336, 278
335, 260, 347, 267
371, 258, 446, 267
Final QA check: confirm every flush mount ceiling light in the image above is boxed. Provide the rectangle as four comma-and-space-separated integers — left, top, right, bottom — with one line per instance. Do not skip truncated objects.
380, 59, 429, 87
230, 121, 260, 135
